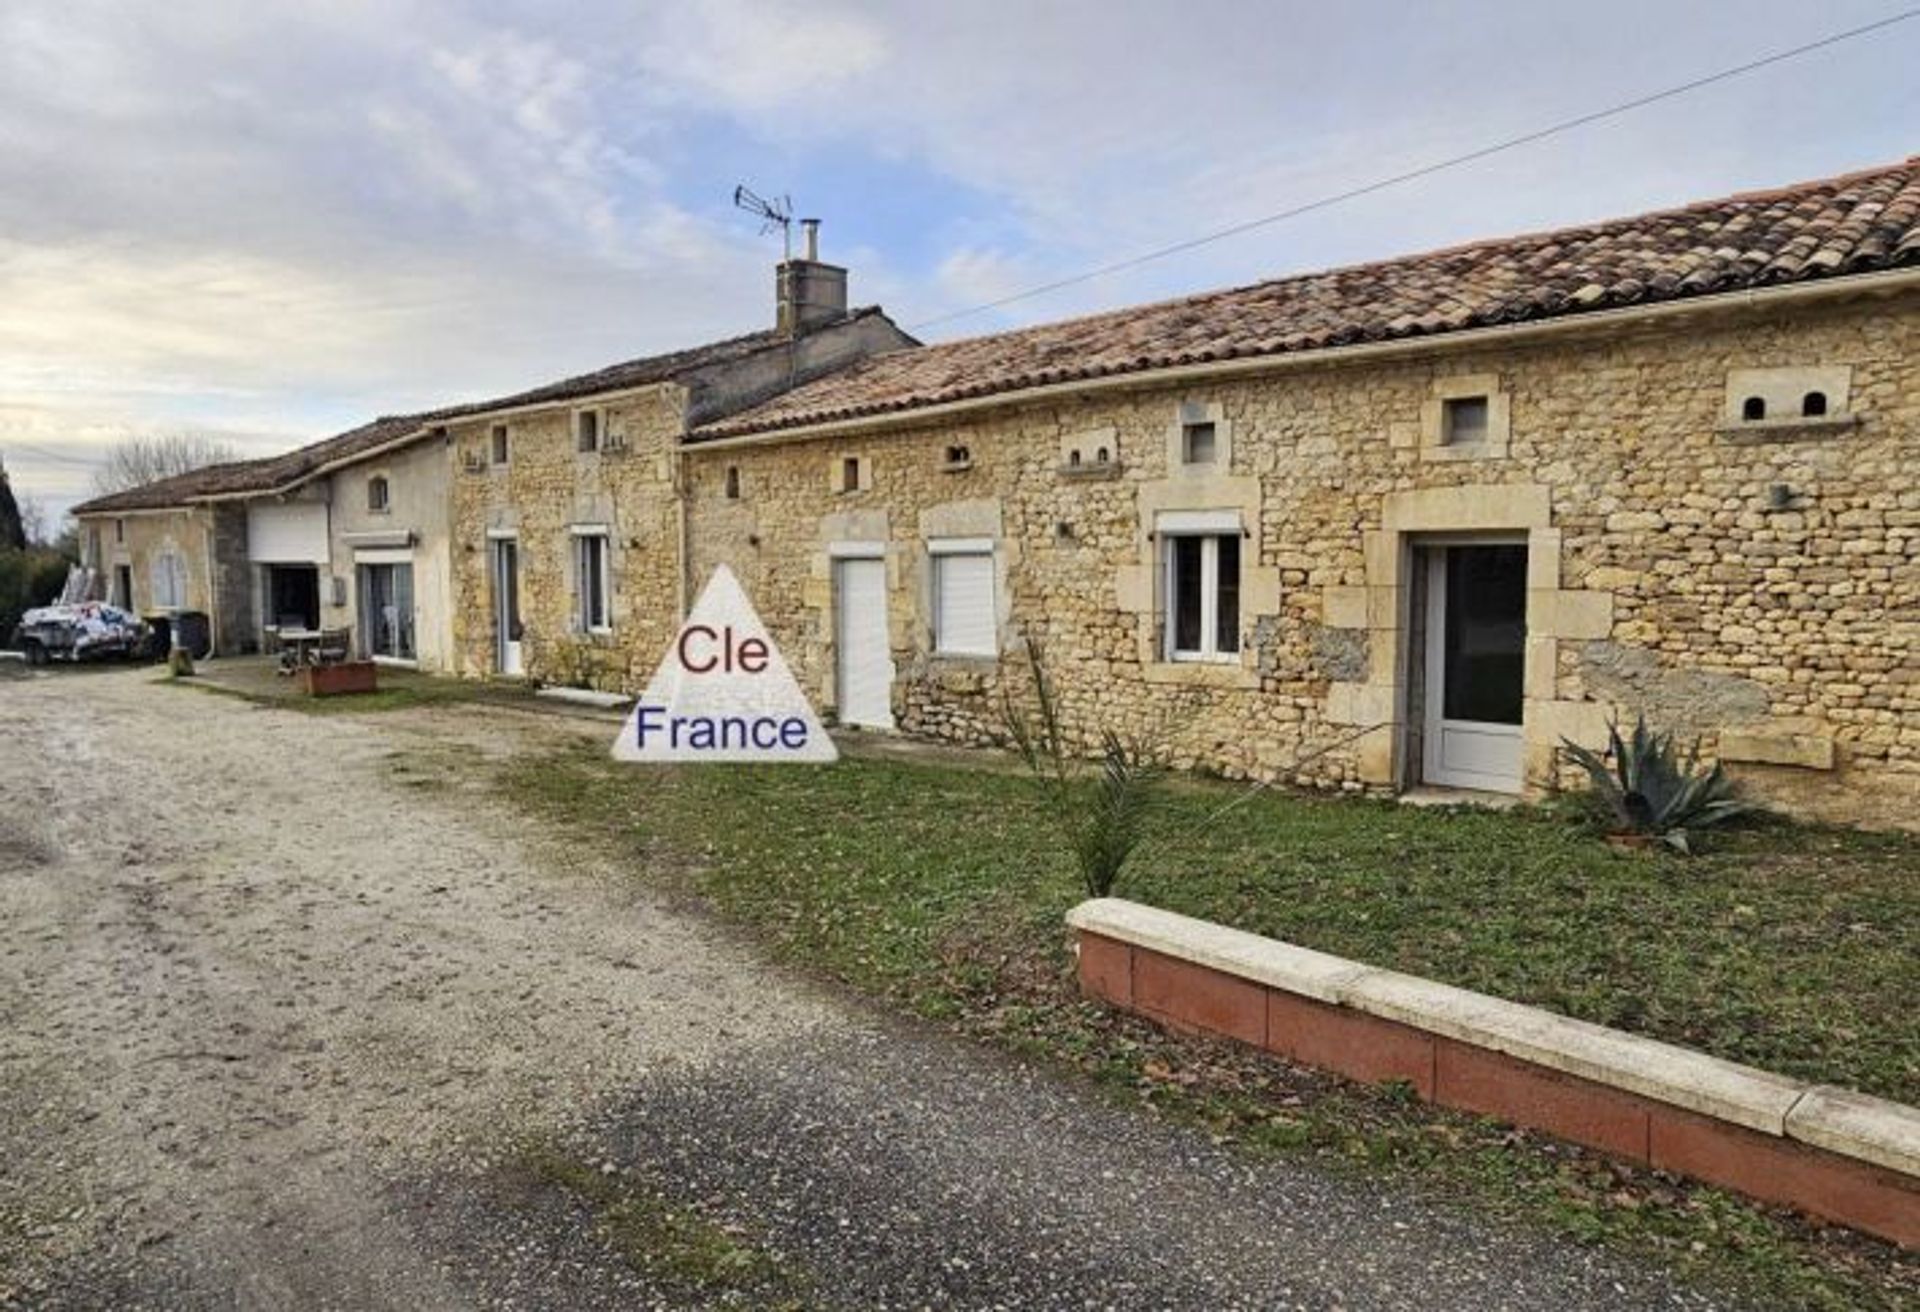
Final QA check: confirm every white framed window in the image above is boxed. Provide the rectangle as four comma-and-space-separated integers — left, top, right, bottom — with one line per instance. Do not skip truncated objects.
151, 550, 188, 610
572, 528, 611, 632
491, 424, 510, 464
929, 538, 996, 657
368, 476, 390, 512
1160, 515, 1241, 662
576, 409, 601, 454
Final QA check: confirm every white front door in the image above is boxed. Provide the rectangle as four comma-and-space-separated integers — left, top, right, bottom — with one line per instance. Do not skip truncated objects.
834, 554, 893, 730
491, 539, 523, 676
1422, 543, 1527, 792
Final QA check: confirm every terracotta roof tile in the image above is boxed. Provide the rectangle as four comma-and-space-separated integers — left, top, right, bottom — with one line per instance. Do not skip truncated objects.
74, 313, 893, 514
694, 157, 1920, 441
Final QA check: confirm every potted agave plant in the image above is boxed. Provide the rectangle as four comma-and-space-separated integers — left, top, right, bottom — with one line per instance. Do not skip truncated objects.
1563, 716, 1757, 854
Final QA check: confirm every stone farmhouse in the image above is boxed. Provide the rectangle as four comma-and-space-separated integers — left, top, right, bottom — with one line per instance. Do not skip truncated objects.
72, 231, 914, 676
73, 158, 1920, 823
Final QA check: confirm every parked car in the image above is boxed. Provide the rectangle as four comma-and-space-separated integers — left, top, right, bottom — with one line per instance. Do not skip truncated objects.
11, 601, 153, 665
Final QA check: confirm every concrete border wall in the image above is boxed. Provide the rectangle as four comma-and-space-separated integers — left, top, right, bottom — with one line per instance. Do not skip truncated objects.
1068, 898, 1919, 1247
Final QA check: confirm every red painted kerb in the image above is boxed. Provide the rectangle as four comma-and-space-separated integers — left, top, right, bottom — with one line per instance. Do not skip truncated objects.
1073, 915, 1918, 1248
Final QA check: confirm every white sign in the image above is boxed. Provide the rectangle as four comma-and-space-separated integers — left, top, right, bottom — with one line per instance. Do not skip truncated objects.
612, 565, 837, 763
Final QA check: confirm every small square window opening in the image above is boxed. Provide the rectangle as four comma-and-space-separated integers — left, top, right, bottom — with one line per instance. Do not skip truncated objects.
1441, 396, 1489, 445
840, 457, 861, 493
368, 476, 390, 512
576, 410, 600, 453
1182, 421, 1217, 464
490, 425, 509, 464
724, 466, 741, 499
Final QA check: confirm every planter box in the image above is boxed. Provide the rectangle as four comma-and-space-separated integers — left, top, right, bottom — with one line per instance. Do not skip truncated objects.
1068, 897, 1920, 1248
298, 661, 378, 697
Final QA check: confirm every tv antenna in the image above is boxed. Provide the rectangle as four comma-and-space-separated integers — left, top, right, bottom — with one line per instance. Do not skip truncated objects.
733, 185, 793, 260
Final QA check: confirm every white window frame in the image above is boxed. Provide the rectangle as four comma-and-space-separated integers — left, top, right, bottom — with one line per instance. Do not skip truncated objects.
571, 526, 612, 633
1159, 511, 1242, 663
928, 537, 997, 658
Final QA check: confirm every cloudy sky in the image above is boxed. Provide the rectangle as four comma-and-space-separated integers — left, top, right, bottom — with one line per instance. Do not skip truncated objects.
3, 0, 1915, 524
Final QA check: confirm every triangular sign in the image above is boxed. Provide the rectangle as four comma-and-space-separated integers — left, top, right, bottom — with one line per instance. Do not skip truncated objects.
612, 565, 838, 763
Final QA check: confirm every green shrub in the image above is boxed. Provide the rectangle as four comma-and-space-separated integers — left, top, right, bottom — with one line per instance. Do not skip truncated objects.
1563, 716, 1757, 853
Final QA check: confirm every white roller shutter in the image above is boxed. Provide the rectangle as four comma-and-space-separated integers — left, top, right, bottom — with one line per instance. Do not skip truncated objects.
247, 503, 329, 564
932, 544, 996, 656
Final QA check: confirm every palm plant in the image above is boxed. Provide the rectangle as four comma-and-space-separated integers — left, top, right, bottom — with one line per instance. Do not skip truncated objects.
1563, 716, 1757, 853
1002, 633, 1165, 898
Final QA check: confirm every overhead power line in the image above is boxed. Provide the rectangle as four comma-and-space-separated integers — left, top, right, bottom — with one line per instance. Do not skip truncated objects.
4, 442, 102, 470
910, 8, 1920, 332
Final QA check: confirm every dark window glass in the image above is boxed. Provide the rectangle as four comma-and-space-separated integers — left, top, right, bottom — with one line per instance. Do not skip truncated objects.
1171, 536, 1203, 653
1216, 534, 1240, 653
580, 537, 608, 629
1441, 545, 1526, 724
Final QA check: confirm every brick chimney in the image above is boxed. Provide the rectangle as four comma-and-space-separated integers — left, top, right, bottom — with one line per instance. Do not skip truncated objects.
776, 218, 848, 335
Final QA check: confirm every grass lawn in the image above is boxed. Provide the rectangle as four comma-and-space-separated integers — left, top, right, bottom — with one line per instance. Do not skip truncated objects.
512, 745, 1917, 1101
491, 738, 1918, 1309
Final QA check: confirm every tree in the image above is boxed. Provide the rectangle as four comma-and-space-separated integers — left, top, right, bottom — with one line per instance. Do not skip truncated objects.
16, 495, 47, 549
0, 457, 24, 551
90, 433, 238, 495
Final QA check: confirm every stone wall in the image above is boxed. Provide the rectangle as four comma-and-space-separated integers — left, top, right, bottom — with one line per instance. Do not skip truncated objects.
207, 504, 255, 652
682, 295, 1920, 825
322, 435, 456, 670
446, 388, 686, 690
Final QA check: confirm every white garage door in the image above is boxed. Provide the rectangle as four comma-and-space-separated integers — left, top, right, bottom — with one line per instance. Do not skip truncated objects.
834, 554, 893, 730
247, 503, 329, 564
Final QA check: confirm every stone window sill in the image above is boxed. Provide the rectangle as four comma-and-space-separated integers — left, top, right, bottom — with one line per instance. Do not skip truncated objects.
1058, 461, 1122, 481
1715, 415, 1858, 444
1141, 660, 1258, 690
1420, 440, 1510, 463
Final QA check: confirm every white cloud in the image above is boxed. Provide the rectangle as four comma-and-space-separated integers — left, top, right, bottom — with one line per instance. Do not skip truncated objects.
636, 0, 890, 111
0, 0, 1912, 528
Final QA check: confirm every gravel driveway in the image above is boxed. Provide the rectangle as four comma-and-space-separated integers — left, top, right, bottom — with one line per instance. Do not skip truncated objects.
0, 666, 1738, 1309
